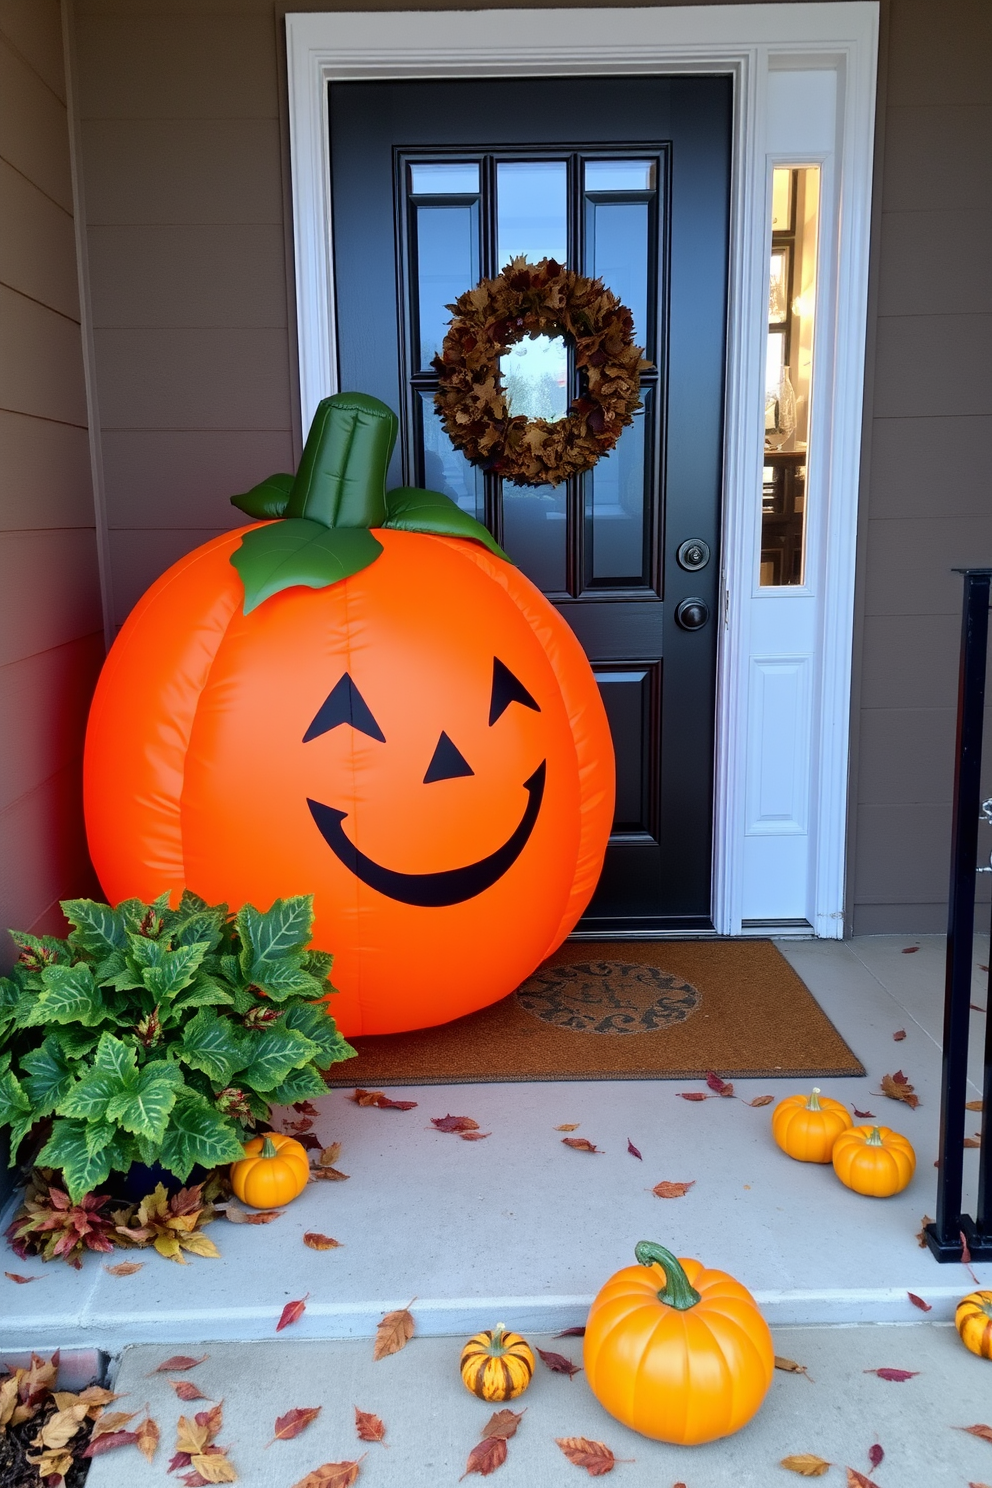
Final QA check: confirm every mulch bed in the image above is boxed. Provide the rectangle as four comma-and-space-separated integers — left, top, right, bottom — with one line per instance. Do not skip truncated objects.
0, 1393, 95, 1488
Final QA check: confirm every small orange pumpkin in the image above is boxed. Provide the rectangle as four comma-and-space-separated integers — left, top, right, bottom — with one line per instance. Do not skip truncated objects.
771, 1087, 852, 1163
956, 1290, 992, 1359
831, 1124, 915, 1197
583, 1241, 774, 1445
229, 1132, 310, 1209
459, 1324, 535, 1401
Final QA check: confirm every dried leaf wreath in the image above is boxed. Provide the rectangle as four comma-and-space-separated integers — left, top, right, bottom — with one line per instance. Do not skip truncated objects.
432, 256, 650, 488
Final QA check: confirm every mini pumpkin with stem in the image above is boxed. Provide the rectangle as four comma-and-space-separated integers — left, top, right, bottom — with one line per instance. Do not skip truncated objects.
230, 1132, 310, 1209
771, 1087, 852, 1163
831, 1124, 915, 1197
460, 1323, 535, 1401
956, 1290, 992, 1359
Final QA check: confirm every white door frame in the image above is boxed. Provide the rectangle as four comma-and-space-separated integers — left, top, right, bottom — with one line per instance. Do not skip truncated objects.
285, 3, 879, 938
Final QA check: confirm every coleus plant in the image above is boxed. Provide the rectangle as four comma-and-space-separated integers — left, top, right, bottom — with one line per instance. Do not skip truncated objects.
0, 892, 353, 1201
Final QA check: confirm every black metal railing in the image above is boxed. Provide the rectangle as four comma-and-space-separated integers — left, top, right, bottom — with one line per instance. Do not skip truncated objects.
925, 568, 992, 1263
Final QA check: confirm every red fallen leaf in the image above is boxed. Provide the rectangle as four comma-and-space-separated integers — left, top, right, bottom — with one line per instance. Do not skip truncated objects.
105, 1260, 145, 1273
304, 1232, 342, 1250
482, 1409, 524, 1439
432, 1114, 480, 1133
4, 1271, 40, 1283
562, 1138, 601, 1153
266, 1406, 322, 1446
853, 1107, 875, 1118
555, 1326, 586, 1338
678, 1092, 710, 1101
868, 1444, 884, 1468
863, 1368, 919, 1381
222, 1201, 284, 1224
893, 1030, 907, 1041
537, 1348, 582, 1378
83, 1430, 139, 1457
354, 1407, 386, 1443
284, 1116, 314, 1132
170, 1380, 212, 1401
907, 1292, 932, 1312
555, 1436, 630, 1475
973, 1005, 986, 1013
653, 1180, 695, 1198
148, 1354, 207, 1374
277, 1293, 309, 1331
461, 1131, 491, 1141
296, 1132, 324, 1151
901, 946, 919, 953
745, 1095, 775, 1107
968, 1482, 992, 1488
626, 1138, 642, 1160
293, 1101, 319, 1115
350, 1088, 417, 1110
373, 1302, 415, 1360
291, 1460, 365, 1488
706, 1071, 735, 1096
959, 1424, 992, 1443
846, 1471, 881, 1488
460, 1435, 507, 1479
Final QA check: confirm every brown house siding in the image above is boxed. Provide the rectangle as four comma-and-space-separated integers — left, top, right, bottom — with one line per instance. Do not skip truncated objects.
0, 0, 103, 953
69, 0, 992, 934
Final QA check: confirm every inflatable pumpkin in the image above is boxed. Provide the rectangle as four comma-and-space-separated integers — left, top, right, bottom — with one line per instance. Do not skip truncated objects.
84, 393, 614, 1036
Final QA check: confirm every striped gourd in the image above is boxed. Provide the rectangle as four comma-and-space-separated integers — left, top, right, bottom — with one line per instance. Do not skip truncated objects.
956, 1290, 992, 1359
460, 1323, 535, 1401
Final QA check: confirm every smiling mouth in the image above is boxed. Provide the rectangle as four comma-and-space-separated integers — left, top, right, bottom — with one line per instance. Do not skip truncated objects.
306, 760, 546, 907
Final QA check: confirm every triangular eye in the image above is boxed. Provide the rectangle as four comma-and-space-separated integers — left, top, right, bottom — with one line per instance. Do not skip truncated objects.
303, 673, 385, 743
489, 657, 540, 726
423, 731, 474, 784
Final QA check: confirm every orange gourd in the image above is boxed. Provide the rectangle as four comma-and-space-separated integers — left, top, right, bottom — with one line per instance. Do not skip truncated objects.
771, 1087, 852, 1163
230, 1133, 310, 1209
583, 1241, 774, 1445
955, 1290, 992, 1359
84, 394, 614, 1038
830, 1124, 916, 1197
459, 1324, 535, 1401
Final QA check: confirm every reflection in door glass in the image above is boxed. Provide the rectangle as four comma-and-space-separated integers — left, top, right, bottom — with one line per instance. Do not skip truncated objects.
415, 203, 479, 367
496, 162, 567, 266
409, 162, 480, 195
419, 392, 484, 522
760, 166, 819, 587
585, 159, 655, 193
500, 335, 569, 422
585, 403, 648, 584
586, 200, 649, 346
502, 484, 567, 593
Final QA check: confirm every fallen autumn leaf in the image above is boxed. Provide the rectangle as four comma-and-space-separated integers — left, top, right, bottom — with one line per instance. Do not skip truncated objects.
878, 1071, 920, 1108
148, 1354, 207, 1374
104, 1261, 144, 1275
652, 1180, 695, 1198
354, 1407, 387, 1444
536, 1348, 582, 1379
554, 1326, 586, 1338
562, 1138, 600, 1153
745, 1095, 775, 1107
863, 1367, 919, 1382
304, 1233, 342, 1250
626, 1139, 643, 1160
169, 1380, 212, 1402
221, 1201, 283, 1224
555, 1123, 580, 1131
266, 1407, 322, 1446
853, 1107, 875, 1118
907, 1292, 932, 1312
706, 1071, 735, 1096
291, 1459, 364, 1488
846, 1471, 881, 1488
277, 1294, 309, 1332
868, 1444, 884, 1468
555, 1436, 628, 1475
481, 1409, 524, 1440
350, 1089, 417, 1110
958, 1424, 992, 1443
4, 1271, 40, 1283
460, 1435, 507, 1479
774, 1355, 814, 1381
893, 1029, 906, 1041
780, 1455, 831, 1477
373, 1302, 415, 1360
432, 1114, 480, 1133
678, 1092, 710, 1101
135, 1414, 160, 1463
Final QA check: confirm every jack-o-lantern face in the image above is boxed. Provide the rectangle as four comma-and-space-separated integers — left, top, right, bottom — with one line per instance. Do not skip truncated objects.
84, 394, 615, 1039
304, 659, 545, 906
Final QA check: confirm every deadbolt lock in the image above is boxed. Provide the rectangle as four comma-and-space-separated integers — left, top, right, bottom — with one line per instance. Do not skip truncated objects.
676, 538, 711, 572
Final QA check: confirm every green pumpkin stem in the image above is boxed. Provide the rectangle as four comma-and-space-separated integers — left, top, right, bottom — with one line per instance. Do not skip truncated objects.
806, 1087, 822, 1111
866, 1126, 885, 1146
286, 392, 396, 529
260, 1135, 279, 1159
635, 1241, 701, 1311
488, 1323, 509, 1355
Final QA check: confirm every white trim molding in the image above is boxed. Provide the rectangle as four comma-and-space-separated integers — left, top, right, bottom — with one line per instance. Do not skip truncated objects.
285, 3, 879, 938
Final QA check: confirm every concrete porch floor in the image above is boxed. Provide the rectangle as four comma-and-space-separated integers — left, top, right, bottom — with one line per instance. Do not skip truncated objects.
1, 934, 990, 1355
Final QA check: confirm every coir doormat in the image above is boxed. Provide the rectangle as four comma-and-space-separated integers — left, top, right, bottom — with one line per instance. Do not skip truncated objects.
326, 939, 865, 1086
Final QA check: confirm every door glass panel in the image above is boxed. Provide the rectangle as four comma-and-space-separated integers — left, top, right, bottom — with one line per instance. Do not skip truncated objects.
496, 161, 567, 265
502, 484, 567, 593
500, 335, 569, 422
760, 167, 820, 586
585, 159, 655, 192
415, 203, 479, 367
419, 392, 485, 521
585, 397, 649, 585
410, 161, 479, 195
586, 199, 649, 346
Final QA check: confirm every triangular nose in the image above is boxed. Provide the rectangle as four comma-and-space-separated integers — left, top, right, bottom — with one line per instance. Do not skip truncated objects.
423, 731, 474, 784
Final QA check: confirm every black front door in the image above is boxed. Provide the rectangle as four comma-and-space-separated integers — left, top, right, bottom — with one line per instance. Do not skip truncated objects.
327, 75, 731, 932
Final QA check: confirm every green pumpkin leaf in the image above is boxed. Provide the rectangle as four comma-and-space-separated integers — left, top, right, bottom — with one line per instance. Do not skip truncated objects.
267, 1064, 331, 1106
158, 1092, 245, 1181
282, 1001, 355, 1069
20, 1037, 78, 1119
177, 1008, 246, 1086
384, 485, 510, 561
237, 1026, 319, 1092
231, 471, 294, 519
237, 897, 312, 974
231, 518, 383, 614
27, 963, 105, 1027
38, 1120, 113, 1204
61, 899, 128, 957
105, 1061, 183, 1141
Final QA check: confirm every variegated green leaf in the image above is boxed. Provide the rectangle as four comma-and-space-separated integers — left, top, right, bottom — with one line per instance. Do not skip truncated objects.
31, 963, 105, 1026
177, 1008, 246, 1086
237, 1026, 318, 1092
61, 899, 127, 956
20, 1037, 77, 1118
158, 1093, 245, 1181
38, 1120, 112, 1203
237, 896, 313, 977
105, 1062, 182, 1141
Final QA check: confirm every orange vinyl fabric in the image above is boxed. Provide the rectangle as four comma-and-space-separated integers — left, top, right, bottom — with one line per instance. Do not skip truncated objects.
84, 526, 614, 1036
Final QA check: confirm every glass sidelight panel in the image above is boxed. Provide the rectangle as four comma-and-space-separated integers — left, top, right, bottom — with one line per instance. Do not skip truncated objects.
414, 202, 479, 368
418, 391, 485, 520
502, 484, 568, 593
760, 166, 820, 587
584, 396, 649, 585
496, 161, 568, 265
586, 200, 649, 345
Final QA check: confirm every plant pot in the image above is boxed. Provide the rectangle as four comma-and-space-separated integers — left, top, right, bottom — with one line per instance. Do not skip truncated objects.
117, 1162, 210, 1203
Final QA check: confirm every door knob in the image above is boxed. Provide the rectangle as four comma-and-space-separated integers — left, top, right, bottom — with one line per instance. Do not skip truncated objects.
675, 597, 710, 631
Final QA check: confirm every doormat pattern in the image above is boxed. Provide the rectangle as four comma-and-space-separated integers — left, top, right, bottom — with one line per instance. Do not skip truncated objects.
326, 939, 866, 1086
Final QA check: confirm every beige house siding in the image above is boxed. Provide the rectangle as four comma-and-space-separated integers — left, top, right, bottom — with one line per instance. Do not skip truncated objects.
0, 0, 103, 949
69, 0, 992, 933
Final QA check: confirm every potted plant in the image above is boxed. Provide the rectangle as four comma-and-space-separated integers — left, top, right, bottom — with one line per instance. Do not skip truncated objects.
0, 891, 353, 1203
